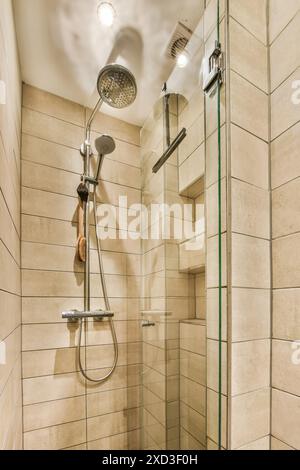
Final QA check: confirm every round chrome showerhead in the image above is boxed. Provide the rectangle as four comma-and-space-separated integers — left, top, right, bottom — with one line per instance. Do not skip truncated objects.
97, 64, 137, 109
95, 135, 116, 156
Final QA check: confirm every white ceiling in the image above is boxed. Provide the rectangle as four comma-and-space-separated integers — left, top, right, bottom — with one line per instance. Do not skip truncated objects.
13, 0, 204, 126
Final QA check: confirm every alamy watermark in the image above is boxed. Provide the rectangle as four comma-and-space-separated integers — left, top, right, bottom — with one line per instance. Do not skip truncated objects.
95, 196, 204, 245
0, 341, 6, 365
0, 80, 6, 105
292, 341, 300, 366
291, 80, 300, 105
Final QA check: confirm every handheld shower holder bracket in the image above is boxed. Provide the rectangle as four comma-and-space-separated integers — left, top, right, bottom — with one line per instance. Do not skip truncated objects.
81, 175, 99, 187
80, 142, 93, 157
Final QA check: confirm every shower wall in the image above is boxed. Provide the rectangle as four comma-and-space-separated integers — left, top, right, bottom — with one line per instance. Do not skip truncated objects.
270, 0, 300, 450
21, 84, 142, 450
0, 0, 22, 450
226, 0, 271, 450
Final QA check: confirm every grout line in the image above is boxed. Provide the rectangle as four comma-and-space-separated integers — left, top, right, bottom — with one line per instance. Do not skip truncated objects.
269, 9, 300, 46
228, 14, 268, 47
271, 117, 300, 143
272, 175, 300, 192
272, 387, 300, 401
230, 68, 269, 96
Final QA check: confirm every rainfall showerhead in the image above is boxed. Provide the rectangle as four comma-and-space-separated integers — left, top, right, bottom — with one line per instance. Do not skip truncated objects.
95, 135, 116, 156
97, 64, 137, 109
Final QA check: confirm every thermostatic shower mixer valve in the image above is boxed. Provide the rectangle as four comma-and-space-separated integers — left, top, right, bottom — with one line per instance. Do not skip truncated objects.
202, 40, 224, 95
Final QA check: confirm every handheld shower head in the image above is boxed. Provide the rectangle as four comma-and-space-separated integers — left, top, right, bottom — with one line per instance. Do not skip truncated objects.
97, 64, 137, 109
94, 135, 116, 181
95, 135, 116, 156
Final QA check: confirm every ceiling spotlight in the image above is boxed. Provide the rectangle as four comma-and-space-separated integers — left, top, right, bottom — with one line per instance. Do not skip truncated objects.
176, 50, 190, 68
97, 2, 116, 27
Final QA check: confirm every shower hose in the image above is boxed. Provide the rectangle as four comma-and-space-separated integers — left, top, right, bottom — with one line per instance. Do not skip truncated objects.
77, 190, 119, 383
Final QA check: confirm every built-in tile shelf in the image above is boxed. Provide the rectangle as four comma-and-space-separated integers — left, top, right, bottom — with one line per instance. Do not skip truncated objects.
179, 233, 205, 274
179, 174, 204, 199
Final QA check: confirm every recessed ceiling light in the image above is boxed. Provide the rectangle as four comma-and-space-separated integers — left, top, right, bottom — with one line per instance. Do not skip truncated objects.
97, 2, 116, 27
176, 51, 189, 68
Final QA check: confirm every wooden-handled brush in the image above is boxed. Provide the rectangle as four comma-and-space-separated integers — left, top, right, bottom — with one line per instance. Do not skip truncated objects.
76, 183, 89, 263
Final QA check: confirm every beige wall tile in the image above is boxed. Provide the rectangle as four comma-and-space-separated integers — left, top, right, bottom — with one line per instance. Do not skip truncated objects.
231, 71, 268, 142
271, 121, 300, 189
180, 322, 206, 356
0, 290, 21, 341
237, 436, 269, 450
180, 349, 206, 387
22, 134, 82, 174
230, 17, 268, 91
22, 270, 83, 297
0, 241, 21, 295
271, 437, 295, 451
0, 327, 21, 396
232, 179, 270, 239
272, 340, 300, 397
87, 386, 141, 418
207, 339, 227, 395
178, 113, 204, 166
270, 11, 300, 91
206, 234, 227, 289
23, 396, 86, 432
180, 427, 205, 450
23, 372, 85, 406
206, 288, 227, 341
231, 389, 270, 449
207, 389, 227, 449
230, 0, 267, 44
232, 233, 270, 289
180, 376, 206, 417
206, 125, 226, 188
272, 179, 300, 239
89, 109, 140, 146
22, 187, 78, 222
273, 289, 300, 341
88, 430, 140, 450
22, 297, 83, 324
232, 288, 270, 341
0, 191, 20, 263
271, 68, 300, 140
273, 233, 300, 288
22, 323, 80, 351
269, 0, 300, 43
180, 402, 206, 446
87, 408, 140, 442
22, 160, 79, 198
22, 215, 77, 248
22, 108, 84, 149
22, 84, 85, 126
179, 144, 205, 194
206, 179, 227, 238
272, 389, 300, 449
22, 347, 79, 378
24, 420, 86, 450
231, 340, 270, 396
231, 124, 269, 190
